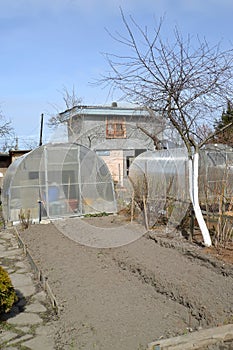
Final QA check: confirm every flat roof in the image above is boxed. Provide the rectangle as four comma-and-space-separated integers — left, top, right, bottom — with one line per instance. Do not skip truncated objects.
59, 104, 153, 118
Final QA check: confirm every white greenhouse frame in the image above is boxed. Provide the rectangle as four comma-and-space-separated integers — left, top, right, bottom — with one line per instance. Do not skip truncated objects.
2, 143, 117, 223
129, 144, 233, 237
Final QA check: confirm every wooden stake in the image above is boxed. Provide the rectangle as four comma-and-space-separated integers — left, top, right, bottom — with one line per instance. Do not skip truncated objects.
131, 191, 135, 223
67, 176, 71, 212
143, 195, 149, 230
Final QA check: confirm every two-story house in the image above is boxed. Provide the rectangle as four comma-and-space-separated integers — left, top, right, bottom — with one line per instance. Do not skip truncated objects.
58, 103, 169, 185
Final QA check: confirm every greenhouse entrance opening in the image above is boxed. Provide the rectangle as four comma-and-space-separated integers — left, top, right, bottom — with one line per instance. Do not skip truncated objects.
2, 143, 117, 223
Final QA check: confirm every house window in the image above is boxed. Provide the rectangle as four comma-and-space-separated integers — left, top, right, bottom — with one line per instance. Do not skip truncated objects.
106, 117, 126, 138
96, 150, 110, 156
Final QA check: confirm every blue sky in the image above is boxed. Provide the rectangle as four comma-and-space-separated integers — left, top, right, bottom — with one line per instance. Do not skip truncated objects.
1, 0, 233, 148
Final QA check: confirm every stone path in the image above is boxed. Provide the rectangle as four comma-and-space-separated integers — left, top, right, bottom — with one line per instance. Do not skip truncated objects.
0, 228, 56, 350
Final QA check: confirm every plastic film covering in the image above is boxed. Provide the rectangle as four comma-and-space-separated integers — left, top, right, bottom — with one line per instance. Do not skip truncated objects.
129, 148, 189, 230
129, 144, 233, 230
2, 143, 117, 222
199, 144, 233, 214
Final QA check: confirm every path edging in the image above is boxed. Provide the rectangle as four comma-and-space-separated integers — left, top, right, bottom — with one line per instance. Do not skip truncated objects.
147, 323, 233, 350
13, 226, 60, 315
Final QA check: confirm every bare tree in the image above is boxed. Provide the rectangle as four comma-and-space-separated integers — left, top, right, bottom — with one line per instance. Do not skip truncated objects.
0, 116, 12, 138
47, 86, 83, 128
136, 124, 164, 150
0, 110, 14, 152
100, 10, 233, 246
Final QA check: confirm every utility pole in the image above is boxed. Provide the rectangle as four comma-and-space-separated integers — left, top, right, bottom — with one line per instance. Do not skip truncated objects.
15, 137, 18, 150
39, 113, 44, 146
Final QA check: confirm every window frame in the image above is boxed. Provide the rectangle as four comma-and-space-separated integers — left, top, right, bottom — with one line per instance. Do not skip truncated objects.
106, 117, 126, 139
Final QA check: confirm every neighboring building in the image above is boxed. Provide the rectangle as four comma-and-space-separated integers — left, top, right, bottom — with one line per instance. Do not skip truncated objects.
9, 149, 31, 163
0, 153, 11, 191
59, 103, 171, 184
0, 149, 31, 194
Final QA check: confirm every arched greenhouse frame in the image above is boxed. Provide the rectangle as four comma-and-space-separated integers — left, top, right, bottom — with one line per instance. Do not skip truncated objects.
2, 143, 117, 223
129, 144, 233, 232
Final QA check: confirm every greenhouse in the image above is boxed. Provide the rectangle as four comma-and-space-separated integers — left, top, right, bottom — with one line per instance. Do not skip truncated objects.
199, 144, 233, 207
2, 143, 117, 223
129, 144, 233, 229
129, 147, 189, 229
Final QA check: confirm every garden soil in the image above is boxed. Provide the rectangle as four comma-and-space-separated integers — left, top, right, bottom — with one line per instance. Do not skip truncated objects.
19, 216, 233, 350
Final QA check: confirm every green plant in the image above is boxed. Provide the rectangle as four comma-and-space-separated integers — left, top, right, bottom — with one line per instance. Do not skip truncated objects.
0, 266, 17, 314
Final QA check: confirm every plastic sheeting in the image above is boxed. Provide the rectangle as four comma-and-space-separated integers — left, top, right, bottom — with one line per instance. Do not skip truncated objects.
199, 144, 233, 211
129, 144, 233, 229
129, 148, 189, 229
2, 143, 117, 222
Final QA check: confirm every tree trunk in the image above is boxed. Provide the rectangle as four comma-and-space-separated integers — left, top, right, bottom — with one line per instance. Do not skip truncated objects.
188, 152, 212, 247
